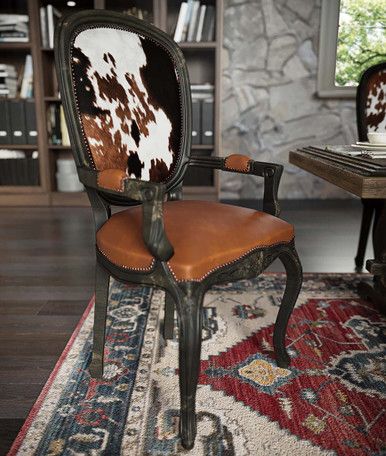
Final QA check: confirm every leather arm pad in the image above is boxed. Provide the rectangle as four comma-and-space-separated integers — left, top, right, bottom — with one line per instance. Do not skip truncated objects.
224, 154, 253, 172
97, 169, 128, 192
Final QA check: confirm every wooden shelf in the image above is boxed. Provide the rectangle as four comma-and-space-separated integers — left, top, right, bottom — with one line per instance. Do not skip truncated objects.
44, 96, 61, 102
51, 191, 89, 206
178, 42, 216, 49
0, 185, 43, 193
192, 144, 215, 150
40, 47, 53, 52
49, 145, 71, 150
0, 42, 31, 51
0, 144, 37, 150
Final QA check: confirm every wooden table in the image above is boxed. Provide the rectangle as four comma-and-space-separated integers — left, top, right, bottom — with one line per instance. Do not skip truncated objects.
290, 146, 386, 310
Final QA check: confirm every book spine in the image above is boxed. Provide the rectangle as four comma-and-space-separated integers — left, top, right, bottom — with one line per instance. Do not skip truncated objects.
47, 5, 54, 48
20, 54, 33, 98
192, 98, 201, 145
0, 100, 11, 145
9, 100, 26, 145
187, 1, 200, 42
60, 105, 70, 147
181, 0, 194, 42
40, 7, 48, 48
173, 3, 188, 42
24, 99, 38, 145
201, 97, 214, 145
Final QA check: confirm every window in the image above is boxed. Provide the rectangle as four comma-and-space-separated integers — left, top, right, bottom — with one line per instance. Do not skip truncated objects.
317, 0, 386, 98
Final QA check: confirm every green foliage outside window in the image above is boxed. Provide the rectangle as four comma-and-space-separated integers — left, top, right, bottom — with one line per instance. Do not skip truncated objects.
336, 0, 386, 86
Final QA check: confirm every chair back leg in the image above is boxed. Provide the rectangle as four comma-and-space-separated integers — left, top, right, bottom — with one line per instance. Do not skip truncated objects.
163, 292, 175, 340
273, 245, 303, 368
355, 199, 375, 271
173, 285, 204, 450
89, 261, 110, 378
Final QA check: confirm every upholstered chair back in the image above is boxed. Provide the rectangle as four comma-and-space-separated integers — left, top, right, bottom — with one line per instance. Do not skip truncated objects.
357, 63, 386, 141
56, 11, 191, 187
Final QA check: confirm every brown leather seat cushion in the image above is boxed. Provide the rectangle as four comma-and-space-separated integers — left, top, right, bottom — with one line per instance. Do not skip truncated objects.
96, 200, 294, 281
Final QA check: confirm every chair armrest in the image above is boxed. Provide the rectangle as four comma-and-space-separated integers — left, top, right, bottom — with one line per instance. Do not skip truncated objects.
78, 167, 174, 262
189, 154, 283, 216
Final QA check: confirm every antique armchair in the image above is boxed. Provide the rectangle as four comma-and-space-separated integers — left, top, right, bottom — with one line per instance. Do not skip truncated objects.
55, 10, 302, 449
355, 62, 386, 271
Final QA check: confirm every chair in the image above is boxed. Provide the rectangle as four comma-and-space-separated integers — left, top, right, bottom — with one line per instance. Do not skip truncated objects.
355, 62, 386, 271
54, 10, 302, 449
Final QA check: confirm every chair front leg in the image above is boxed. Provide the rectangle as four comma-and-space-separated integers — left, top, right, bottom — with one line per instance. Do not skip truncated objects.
163, 292, 175, 340
173, 284, 204, 450
274, 244, 303, 368
89, 261, 110, 379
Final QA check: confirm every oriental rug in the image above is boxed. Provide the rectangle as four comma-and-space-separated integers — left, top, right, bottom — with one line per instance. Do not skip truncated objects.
8, 274, 386, 455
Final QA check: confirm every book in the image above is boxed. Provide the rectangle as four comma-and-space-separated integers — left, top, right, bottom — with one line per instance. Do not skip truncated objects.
47, 5, 61, 49
174, 2, 188, 42
195, 5, 206, 42
20, 55, 33, 98
40, 7, 48, 48
0, 100, 11, 145
202, 5, 215, 42
191, 98, 200, 145
48, 104, 62, 145
0, 14, 29, 42
24, 99, 37, 145
9, 100, 26, 145
0, 63, 18, 97
187, 1, 200, 42
201, 97, 214, 145
181, 0, 194, 42
60, 105, 70, 147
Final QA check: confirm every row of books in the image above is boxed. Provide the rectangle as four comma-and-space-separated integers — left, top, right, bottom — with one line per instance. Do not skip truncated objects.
191, 84, 214, 145
40, 5, 61, 48
0, 99, 37, 145
47, 103, 70, 147
174, 1, 215, 43
0, 14, 29, 42
0, 55, 33, 98
0, 149, 39, 186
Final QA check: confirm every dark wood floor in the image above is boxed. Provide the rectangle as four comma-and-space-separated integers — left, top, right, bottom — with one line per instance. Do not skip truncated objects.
0, 200, 371, 454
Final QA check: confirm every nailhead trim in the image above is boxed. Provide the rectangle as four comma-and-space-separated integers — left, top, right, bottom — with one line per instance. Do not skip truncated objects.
100, 237, 295, 281
69, 24, 185, 182
167, 238, 295, 282
98, 247, 155, 272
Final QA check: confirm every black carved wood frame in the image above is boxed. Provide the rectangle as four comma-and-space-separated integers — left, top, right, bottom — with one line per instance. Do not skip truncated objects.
55, 10, 303, 450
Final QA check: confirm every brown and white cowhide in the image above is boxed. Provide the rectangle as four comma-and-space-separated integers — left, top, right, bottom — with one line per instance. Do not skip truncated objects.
72, 27, 181, 182
366, 70, 386, 132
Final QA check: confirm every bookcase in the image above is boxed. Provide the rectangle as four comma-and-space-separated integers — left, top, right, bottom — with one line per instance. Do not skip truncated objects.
0, 0, 222, 206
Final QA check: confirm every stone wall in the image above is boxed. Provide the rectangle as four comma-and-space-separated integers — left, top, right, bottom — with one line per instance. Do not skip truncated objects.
221, 0, 357, 199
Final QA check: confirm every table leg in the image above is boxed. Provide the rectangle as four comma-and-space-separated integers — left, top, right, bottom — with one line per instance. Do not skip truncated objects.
358, 199, 386, 312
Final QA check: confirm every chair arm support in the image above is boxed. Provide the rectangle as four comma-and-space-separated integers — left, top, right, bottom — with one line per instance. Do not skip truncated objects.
78, 167, 174, 262
189, 154, 283, 216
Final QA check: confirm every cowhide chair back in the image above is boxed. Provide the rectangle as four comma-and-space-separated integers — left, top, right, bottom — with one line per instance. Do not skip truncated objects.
357, 62, 386, 141
57, 11, 191, 191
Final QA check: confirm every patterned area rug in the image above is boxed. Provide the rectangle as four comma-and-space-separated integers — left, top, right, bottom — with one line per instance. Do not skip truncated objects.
8, 274, 386, 456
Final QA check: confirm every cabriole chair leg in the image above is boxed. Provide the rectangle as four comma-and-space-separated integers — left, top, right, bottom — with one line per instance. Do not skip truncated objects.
163, 292, 175, 340
89, 261, 110, 379
175, 287, 203, 450
273, 246, 303, 368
